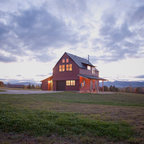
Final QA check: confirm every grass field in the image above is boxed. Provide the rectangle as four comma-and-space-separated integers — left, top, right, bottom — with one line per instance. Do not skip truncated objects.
0, 92, 144, 144
0, 90, 5, 92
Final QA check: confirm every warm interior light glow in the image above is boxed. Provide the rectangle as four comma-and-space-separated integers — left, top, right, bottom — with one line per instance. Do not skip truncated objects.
66, 64, 72, 71
66, 80, 75, 86
87, 65, 91, 70
59, 65, 65, 72
48, 80, 52, 83
66, 58, 69, 63
62, 65, 65, 71
66, 80, 70, 86
71, 80, 75, 86
62, 58, 65, 63
59, 65, 62, 72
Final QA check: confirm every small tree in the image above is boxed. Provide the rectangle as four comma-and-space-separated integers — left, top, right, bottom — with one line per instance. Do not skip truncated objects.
27, 84, 31, 89
109, 85, 119, 92
135, 87, 144, 94
31, 84, 35, 89
104, 86, 109, 91
0, 81, 4, 87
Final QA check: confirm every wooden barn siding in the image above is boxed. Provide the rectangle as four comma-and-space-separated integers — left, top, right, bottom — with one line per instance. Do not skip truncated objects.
41, 77, 53, 90
41, 81, 48, 90
53, 53, 80, 91
79, 76, 99, 92
79, 77, 90, 91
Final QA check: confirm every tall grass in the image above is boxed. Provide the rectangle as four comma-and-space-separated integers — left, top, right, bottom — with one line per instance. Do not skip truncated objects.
0, 105, 134, 141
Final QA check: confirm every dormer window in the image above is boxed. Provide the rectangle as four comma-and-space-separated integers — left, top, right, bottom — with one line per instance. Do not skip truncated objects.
87, 65, 91, 70
62, 58, 65, 63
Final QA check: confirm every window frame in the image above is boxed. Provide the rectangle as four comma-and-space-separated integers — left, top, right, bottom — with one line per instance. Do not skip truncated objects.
59, 65, 62, 72
87, 65, 91, 70
66, 80, 71, 86
59, 64, 65, 72
66, 64, 72, 71
66, 80, 75, 86
62, 58, 65, 63
66, 58, 69, 63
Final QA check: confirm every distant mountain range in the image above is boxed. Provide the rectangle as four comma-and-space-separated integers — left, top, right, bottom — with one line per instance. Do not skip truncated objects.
102, 81, 144, 88
5, 80, 144, 88
6, 82, 40, 86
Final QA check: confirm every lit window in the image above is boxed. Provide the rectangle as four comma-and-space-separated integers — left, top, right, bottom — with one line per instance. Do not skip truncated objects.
66, 80, 75, 86
71, 80, 75, 86
66, 64, 72, 71
66, 64, 69, 71
69, 64, 72, 71
66, 80, 70, 86
87, 65, 91, 70
59, 65, 62, 72
62, 59, 65, 63
59, 65, 65, 72
66, 58, 69, 63
62, 65, 65, 71
48, 80, 52, 83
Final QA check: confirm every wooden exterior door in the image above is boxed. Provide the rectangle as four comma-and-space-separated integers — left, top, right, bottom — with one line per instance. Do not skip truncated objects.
56, 80, 66, 91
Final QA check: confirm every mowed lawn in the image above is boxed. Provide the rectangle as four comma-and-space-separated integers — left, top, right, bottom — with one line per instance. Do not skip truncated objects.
0, 92, 144, 144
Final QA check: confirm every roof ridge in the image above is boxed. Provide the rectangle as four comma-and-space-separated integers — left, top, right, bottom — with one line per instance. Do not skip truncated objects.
65, 52, 94, 68
66, 52, 89, 62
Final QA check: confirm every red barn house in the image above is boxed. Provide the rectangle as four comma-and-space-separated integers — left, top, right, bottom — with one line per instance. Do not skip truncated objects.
41, 52, 106, 92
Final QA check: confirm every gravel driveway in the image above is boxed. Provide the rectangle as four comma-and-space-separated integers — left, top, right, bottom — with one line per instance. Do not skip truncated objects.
0, 90, 61, 94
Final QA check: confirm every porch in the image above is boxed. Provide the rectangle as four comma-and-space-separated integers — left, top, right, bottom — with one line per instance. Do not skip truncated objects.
79, 74, 107, 93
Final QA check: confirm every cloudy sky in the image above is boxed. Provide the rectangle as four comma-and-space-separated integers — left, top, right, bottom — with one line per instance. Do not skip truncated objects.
0, 0, 144, 83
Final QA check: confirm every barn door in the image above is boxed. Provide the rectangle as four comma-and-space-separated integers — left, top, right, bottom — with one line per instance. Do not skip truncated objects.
56, 80, 66, 91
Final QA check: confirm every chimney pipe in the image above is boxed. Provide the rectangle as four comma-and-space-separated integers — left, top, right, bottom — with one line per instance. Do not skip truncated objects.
88, 55, 89, 62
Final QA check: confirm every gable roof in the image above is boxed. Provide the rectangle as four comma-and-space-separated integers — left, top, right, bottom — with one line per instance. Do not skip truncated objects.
66, 52, 94, 69
41, 76, 53, 82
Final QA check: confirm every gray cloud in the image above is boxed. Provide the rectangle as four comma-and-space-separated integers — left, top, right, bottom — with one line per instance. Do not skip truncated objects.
93, 4, 144, 62
135, 75, 144, 79
0, 7, 79, 62
130, 6, 144, 24
34, 53, 55, 62
13, 8, 78, 48
0, 53, 17, 63
0, 0, 144, 64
